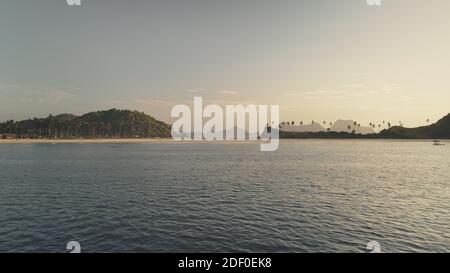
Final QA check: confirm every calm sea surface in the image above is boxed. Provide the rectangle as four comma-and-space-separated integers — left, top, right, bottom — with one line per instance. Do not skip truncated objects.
0, 140, 449, 253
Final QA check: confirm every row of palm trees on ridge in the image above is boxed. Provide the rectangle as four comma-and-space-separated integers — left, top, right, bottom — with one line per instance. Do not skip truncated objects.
280, 118, 433, 133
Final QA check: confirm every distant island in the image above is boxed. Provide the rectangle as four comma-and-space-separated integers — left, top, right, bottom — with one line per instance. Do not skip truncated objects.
1, 109, 449, 140
0, 109, 171, 139
280, 113, 450, 139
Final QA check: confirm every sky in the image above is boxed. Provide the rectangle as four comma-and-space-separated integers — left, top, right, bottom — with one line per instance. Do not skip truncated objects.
1, 0, 450, 127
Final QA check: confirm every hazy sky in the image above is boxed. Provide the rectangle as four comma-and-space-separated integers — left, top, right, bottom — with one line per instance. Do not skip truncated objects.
1, 0, 450, 126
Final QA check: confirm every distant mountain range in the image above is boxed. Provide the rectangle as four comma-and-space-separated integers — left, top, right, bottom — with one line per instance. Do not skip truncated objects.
280, 120, 375, 134
0, 109, 171, 138
330, 120, 375, 134
280, 123, 325, 133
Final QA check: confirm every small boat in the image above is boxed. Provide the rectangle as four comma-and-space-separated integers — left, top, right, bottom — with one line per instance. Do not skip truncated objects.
433, 141, 445, 146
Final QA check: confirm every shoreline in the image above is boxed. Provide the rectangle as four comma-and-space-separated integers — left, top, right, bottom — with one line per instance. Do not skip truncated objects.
0, 138, 178, 144
0, 138, 266, 144
0, 138, 447, 144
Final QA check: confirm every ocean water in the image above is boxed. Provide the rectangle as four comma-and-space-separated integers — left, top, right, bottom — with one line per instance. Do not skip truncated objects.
0, 140, 449, 253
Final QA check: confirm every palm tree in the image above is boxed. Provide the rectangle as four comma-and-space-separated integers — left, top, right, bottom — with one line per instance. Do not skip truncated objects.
6, 120, 14, 134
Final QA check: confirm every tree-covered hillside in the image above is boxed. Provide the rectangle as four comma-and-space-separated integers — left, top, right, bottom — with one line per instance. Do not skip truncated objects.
379, 113, 450, 139
0, 109, 171, 138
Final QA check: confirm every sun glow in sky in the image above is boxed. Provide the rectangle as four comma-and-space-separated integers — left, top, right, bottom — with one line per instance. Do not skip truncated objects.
1, 0, 449, 127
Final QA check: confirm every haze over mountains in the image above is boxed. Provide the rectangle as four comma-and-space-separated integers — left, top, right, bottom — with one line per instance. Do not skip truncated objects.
280, 120, 375, 135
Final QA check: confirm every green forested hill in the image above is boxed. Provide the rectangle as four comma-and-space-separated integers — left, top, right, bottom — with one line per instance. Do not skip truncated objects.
0, 109, 171, 138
